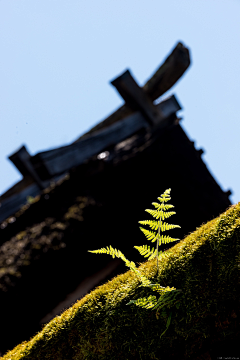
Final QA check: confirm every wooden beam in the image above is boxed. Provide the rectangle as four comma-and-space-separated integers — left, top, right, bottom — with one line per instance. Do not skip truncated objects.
31, 95, 181, 177
75, 42, 190, 141
111, 70, 164, 127
143, 42, 191, 100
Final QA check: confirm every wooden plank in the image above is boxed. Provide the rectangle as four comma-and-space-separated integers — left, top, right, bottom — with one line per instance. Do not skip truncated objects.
143, 42, 191, 100
111, 70, 164, 126
32, 95, 181, 177
75, 42, 190, 142
158, 95, 182, 118
1, 95, 180, 223
34, 111, 148, 176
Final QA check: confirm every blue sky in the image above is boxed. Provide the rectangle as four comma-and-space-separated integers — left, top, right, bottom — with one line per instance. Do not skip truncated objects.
0, 0, 240, 205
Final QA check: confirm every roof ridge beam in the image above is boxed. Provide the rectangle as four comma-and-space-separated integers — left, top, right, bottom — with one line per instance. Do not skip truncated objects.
111, 70, 164, 127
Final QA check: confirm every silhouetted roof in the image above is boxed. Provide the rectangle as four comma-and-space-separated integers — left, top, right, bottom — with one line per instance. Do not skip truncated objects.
0, 42, 190, 223
0, 42, 232, 355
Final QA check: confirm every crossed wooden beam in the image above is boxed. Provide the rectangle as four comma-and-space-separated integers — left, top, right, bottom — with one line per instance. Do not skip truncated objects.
111, 69, 164, 127
77, 41, 190, 140
7, 42, 190, 189
0, 42, 190, 222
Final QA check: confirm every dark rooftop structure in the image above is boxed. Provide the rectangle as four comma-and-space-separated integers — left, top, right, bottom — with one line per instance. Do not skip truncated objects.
0, 42, 232, 356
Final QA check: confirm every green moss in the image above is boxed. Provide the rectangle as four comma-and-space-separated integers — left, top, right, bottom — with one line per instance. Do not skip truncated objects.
1, 203, 240, 359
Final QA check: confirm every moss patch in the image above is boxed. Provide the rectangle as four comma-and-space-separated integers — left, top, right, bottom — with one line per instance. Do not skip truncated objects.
1, 202, 240, 359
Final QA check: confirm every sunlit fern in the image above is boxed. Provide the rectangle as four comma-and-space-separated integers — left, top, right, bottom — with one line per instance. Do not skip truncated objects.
137, 188, 180, 271
88, 188, 182, 338
89, 245, 151, 287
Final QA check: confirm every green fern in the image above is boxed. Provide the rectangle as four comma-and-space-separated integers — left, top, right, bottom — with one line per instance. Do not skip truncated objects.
88, 188, 182, 338
89, 245, 151, 287
137, 188, 180, 271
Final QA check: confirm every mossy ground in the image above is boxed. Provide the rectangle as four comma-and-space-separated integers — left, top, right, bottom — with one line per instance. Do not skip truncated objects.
1, 202, 240, 359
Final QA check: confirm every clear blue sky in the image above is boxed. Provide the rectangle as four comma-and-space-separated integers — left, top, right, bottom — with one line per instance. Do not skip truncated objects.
0, 0, 240, 205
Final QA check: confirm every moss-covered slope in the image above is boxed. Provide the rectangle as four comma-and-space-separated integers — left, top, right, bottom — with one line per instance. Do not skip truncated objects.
2, 202, 240, 360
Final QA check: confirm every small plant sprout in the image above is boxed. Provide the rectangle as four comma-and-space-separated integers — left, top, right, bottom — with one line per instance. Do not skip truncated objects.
88, 188, 182, 338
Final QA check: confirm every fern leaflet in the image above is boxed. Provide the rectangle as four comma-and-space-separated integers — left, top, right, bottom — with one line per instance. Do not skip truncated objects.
89, 246, 151, 287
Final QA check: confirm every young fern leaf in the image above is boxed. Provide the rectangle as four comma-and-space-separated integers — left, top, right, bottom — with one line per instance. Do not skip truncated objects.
139, 227, 158, 242
137, 188, 180, 271
152, 203, 174, 211
134, 245, 156, 259
88, 246, 151, 287
139, 219, 180, 232
127, 295, 158, 309
88, 188, 182, 339
144, 210, 176, 220
128, 285, 177, 308
134, 246, 174, 261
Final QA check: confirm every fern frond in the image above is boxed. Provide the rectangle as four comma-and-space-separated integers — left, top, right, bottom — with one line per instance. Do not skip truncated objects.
127, 288, 182, 314
88, 246, 124, 259
163, 188, 171, 196
158, 235, 180, 246
159, 222, 180, 232
145, 209, 176, 220
161, 211, 176, 219
148, 284, 176, 294
89, 246, 151, 287
152, 289, 183, 311
127, 287, 181, 310
152, 203, 174, 211
157, 197, 171, 203
139, 227, 158, 242
141, 221, 179, 233
139, 215, 180, 231
144, 209, 161, 219
134, 246, 175, 262
127, 295, 158, 309
139, 220, 159, 230
157, 188, 171, 203
134, 245, 156, 258
139, 228, 180, 246
89, 187, 182, 330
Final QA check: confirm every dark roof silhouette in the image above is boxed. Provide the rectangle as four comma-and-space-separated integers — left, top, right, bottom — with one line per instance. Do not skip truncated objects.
0, 42, 232, 356
0, 41, 190, 223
